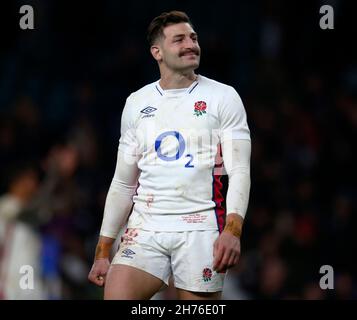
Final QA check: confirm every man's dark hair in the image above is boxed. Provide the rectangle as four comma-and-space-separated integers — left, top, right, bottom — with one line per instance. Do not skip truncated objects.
147, 11, 193, 46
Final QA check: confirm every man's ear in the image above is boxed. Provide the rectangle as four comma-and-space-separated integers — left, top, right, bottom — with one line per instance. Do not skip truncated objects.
150, 45, 162, 62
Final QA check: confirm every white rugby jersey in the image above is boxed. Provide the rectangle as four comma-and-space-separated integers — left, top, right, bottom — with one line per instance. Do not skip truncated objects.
119, 75, 250, 232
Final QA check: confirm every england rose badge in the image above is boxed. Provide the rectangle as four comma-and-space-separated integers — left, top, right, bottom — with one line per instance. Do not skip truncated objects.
194, 101, 207, 116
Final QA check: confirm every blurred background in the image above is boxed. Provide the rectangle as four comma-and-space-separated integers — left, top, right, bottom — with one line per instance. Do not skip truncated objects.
0, 0, 356, 299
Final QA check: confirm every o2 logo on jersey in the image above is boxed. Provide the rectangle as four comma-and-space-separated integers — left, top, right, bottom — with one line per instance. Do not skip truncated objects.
155, 131, 194, 168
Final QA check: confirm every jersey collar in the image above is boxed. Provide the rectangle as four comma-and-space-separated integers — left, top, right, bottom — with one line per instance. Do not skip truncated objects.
155, 75, 200, 97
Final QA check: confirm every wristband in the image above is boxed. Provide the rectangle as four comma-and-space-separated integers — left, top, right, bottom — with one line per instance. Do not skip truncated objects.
224, 214, 243, 238
95, 242, 112, 260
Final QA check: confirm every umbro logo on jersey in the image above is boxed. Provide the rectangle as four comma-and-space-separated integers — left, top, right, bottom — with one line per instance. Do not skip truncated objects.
140, 106, 157, 118
121, 248, 136, 258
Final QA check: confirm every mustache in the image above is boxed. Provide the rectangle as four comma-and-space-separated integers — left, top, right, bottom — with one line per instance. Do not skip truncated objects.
179, 49, 200, 57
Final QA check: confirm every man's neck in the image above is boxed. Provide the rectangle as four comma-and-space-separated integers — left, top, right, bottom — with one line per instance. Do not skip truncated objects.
159, 70, 198, 90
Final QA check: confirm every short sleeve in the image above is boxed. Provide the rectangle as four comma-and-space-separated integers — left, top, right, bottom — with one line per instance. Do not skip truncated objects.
219, 86, 251, 143
118, 97, 138, 156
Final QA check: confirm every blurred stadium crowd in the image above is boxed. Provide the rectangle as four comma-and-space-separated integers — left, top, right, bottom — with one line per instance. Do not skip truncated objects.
0, 1, 356, 299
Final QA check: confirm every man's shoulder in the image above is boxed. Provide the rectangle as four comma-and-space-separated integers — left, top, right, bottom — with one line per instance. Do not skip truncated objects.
199, 75, 237, 95
126, 81, 158, 104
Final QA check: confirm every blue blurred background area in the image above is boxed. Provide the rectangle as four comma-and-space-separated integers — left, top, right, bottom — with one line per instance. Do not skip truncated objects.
0, 0, 356, 299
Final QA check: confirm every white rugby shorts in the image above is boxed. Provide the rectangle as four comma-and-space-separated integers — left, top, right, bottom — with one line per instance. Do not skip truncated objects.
111, 228, 226, 292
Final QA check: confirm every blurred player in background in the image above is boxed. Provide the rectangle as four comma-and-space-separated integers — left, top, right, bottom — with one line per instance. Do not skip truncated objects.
88, 10, 251, 299
0, 165, 45, 299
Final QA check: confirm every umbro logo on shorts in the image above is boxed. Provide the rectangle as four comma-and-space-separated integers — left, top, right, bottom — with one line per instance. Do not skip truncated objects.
121, 248, 136, 258
140, 106, 157, 118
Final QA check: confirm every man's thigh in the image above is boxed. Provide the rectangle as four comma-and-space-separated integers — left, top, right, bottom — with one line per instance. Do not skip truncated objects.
104, 264, 164, 300
105, 228, 171, 299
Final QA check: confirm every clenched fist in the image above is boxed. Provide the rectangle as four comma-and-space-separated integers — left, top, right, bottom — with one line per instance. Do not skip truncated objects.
88, 258, 110, 287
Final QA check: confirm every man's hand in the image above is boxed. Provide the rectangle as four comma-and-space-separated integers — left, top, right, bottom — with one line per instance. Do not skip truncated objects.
213, 231, 241, 273
213, 213, 243, 273
88, 258, 110, 287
